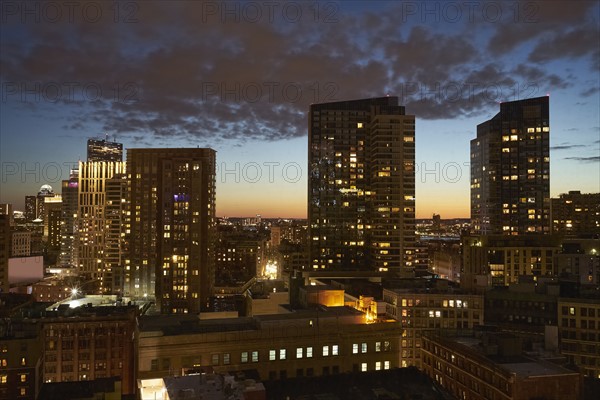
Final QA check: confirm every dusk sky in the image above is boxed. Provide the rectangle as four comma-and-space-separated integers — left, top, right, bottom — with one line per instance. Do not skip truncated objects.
1, 1, 599, 218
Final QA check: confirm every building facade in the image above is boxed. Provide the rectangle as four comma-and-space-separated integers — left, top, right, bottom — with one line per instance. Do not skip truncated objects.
138, 307, 400, 381
471, 96, 550, 235
558, 298, 600, 378
41, 306, 137, 395
551, 191, 600, 237
78, 161, 126, 283
125, 148, 216, 313
308, 97, 415, 273
462, 235, 560, 288
87, 138, 123, 163
58, 170, 79, 269
383, 284, 484, 368
421, 333, 582, 400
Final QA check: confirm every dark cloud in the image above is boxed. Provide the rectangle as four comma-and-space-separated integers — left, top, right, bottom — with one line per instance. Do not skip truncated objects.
551, 143, 585, 150
1, 1, 597, 143
564, 156, 600, 163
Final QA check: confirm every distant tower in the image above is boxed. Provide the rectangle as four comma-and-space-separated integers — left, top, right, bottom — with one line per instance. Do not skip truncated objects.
87, 137, 123, 162
58, 169, 79, 268
471, 96, 550, 235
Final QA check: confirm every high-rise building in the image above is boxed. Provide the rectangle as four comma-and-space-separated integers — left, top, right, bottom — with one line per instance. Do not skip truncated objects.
104, 174, 127, 294
87, 138, 123, 162
24, 196, 37, 222
308, 97, 415, 273
551, 191, 600, 237
58, 170, 79, 268
125, 148, 216, 313
78, 161, 126, 284
0, 211, 10, 292
471, 96, 550, 235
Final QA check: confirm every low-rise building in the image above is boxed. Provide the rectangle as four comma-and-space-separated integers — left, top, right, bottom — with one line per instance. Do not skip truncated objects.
383, 279, 484, 368
558, 297, 600, 378
138, 306, 400, 382
421, 332, 582, 400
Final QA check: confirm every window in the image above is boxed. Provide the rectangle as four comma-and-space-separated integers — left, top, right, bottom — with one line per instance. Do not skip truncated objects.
20, 388, 26, 396
323, 346, 329, 357
375, 361, 381, 370
361, 343, 367, 353
279, 349, 286, 360
332, 345, 339, 356
150, 359, 158, 371
211, 354, 219, 366
20, 357, 26, 366
296, 348, 303, 359
241, 352, 249, 363
361, 363, 367, 372
0, 375, 6, 384
384, 361, 390, 370
375, 342, 381, 352
269, 350, 276, 361
306, 347, 313, 358
20, 374, 26, 383
251, 351, 259, 363
352, 344, 358, 354
223, 353, 230, 365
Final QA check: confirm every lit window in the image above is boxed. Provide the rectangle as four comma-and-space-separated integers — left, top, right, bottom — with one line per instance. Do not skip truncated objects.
332, 345, 339, 356
296, 348, 303, 359
357, 122, 363, 128
306, 347, 313, 358
361, 363, 367, 372
269, 350, 276, 361
241, 352, 248, 363
323, 346, 329, 357
21, 357, 26, 366
280, 349, 286, 360
361, 343, 367, 353
352, 344, 358, 354
384, 361, 390, 370
0, 375, 6, 384
375, 342, 381, 352
251, 351, 258, 363
20, 374, 26, 383
375, 361, 381, 371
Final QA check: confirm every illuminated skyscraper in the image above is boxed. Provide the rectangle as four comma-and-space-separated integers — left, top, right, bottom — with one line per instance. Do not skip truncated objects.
308, 97, 416, 273
58, 169, 79, 268
471, 96, 550, 235
87, 137, 123, 162
104, 173, 127, 294
78, 161, 126, 286
125, 148, 216, 313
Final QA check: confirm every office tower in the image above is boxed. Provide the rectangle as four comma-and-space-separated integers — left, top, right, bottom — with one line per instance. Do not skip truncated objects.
104, 174, 127, 294
125, 148, 216, 313
78, 161, 126, 284
24, 195, 37, 222
308, 97, 415, 273
471, 96, 550, 235
44, 195, 63, 265
551, 191, 600, 236
58, 170, 79, 268
87, 137, 123, 162
35, 184, 55, 221
0, 210, 9, 292
0, 204, 13, 226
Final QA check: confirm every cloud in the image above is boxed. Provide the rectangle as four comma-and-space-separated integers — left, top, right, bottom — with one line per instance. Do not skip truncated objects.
551, 143, 585, 150
0, 1, 597, 144
564, 156, 600, 163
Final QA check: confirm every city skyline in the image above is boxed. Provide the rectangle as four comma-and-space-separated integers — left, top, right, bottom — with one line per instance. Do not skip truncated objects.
1, 1, 599, 218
